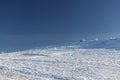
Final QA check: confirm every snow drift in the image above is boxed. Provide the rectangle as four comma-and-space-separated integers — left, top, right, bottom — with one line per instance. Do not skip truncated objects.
0, 38, 120, 80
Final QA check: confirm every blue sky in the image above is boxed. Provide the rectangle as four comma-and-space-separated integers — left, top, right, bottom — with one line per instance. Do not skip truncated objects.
0, 0, 120, 52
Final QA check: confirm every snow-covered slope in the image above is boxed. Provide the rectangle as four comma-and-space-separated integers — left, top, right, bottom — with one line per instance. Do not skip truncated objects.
80, 38, 120, 50
0, 38, 120, 80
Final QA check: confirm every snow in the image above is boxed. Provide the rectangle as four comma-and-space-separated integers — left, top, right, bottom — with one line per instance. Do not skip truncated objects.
80, 38, 120, 50
0, 38, 120, 80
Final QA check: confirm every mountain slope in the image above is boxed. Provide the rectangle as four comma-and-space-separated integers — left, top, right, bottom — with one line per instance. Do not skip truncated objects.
80, 38, 120, 50
0, 45, 120, 80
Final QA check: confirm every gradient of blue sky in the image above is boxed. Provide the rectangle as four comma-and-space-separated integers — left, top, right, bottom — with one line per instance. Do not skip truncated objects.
0, 0, 120, 35
0, 0, 120, 51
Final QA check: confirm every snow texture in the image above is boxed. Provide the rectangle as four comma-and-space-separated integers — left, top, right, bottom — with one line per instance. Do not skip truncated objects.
0, 38, 120, 80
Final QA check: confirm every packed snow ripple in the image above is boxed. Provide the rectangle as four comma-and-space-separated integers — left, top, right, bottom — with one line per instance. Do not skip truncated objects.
0, 38, 120, 80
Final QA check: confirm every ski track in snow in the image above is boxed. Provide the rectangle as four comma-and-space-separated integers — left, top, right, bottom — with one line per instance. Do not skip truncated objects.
0, 45, 120, 80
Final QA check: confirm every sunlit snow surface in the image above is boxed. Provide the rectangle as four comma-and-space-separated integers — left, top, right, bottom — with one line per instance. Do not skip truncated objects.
0, 38, 120, 80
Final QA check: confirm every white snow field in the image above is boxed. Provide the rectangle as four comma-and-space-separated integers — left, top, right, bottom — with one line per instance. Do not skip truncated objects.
0, 38, 120, 80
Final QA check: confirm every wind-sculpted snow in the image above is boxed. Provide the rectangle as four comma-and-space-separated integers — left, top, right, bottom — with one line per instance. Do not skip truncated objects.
0, 46, 120, 80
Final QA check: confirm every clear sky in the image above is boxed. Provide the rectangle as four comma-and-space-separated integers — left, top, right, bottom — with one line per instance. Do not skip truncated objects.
0, 0, 120, 52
